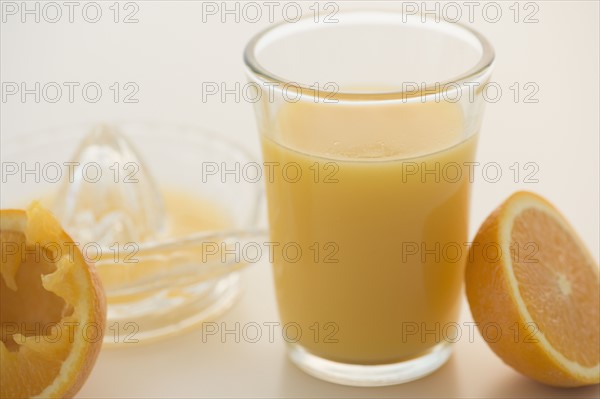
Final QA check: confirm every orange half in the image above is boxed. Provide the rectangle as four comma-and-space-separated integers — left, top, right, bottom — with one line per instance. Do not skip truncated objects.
466, 191, 599, 387
1, 203, 106, 398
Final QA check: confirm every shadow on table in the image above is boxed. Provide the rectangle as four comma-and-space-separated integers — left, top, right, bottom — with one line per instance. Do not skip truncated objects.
485, 372, 600, 398
276, 352, 461, 398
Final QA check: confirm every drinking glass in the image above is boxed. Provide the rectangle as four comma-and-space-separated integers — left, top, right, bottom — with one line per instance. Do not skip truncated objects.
244, 10, 494, 386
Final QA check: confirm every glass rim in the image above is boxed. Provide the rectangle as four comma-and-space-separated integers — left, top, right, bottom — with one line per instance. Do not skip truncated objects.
243, 9, 495, 101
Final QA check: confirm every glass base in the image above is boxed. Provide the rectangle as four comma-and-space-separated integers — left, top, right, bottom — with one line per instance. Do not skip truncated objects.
103, 273, 240, 346
288, 342, 453, 386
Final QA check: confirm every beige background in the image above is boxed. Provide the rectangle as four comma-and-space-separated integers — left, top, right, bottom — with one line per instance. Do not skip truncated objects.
1, 1, 599, 397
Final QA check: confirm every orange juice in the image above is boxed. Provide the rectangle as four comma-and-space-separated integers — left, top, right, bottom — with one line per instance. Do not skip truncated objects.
261, 99, 478, 364
40, 188, 233, 294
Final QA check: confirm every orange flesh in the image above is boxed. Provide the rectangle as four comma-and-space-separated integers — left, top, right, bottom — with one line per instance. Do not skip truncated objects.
511, 208, 599, 368
1, 231, 72, 352
0, 230, 71, 396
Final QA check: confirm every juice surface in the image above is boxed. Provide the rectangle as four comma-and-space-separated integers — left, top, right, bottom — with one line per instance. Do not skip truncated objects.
261, 99, 478, 364
162, 188, 232, 237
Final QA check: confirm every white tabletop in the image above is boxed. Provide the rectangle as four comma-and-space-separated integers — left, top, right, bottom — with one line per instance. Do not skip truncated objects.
1, 1, 599, 397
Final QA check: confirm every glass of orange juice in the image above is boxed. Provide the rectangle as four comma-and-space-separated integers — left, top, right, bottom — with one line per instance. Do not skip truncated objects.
244, 10, 494, 386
